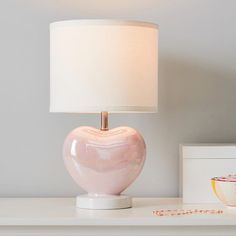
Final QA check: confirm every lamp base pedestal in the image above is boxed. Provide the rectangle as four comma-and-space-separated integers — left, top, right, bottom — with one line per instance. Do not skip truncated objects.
76, 194, 132, 209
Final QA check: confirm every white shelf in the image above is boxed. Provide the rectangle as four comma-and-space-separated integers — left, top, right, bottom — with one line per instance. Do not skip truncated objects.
1, 198, 236, 235
0, 197, 235, 226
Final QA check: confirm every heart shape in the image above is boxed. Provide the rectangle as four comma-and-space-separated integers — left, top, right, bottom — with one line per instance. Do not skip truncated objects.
63, 126, 146, 195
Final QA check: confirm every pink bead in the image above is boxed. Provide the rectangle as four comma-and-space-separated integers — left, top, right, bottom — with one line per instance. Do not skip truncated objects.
63, 126, 146, 195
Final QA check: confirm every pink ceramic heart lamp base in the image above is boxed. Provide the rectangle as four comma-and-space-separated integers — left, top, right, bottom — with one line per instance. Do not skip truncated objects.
63, 113, 146, 209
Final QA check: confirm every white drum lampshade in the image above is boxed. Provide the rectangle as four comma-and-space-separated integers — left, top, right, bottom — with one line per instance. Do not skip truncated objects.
50, 20, 158, 210
50, 20, 158, 113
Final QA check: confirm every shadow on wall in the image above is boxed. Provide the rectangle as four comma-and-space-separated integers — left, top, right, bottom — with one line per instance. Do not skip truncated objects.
159, 56, 236, 114
158, 56, 236, 143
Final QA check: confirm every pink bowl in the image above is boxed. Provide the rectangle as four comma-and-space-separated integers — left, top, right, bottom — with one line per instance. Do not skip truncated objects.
211, 175, 236, 207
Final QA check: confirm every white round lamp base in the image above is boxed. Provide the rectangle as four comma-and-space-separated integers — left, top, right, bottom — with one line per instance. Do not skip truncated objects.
76, 194, 132, 209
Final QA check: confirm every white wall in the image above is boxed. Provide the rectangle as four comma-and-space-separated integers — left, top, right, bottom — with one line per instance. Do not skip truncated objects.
0, 0, 236, 197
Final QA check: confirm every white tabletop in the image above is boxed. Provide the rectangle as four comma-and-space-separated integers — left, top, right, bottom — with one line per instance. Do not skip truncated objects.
0, 198, 235, 226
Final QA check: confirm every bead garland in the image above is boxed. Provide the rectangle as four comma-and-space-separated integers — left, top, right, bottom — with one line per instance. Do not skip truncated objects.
153, 209, 223, 216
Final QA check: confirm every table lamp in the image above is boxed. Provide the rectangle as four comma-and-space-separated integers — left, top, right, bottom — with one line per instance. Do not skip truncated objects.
50, 20, 158, 209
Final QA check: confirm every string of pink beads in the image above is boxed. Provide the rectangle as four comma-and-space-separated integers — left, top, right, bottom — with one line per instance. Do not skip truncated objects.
153, 209, 223, 216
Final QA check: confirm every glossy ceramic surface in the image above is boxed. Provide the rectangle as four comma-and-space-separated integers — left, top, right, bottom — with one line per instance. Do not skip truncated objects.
212, 176, 236, 207
63, 126, 146, 195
